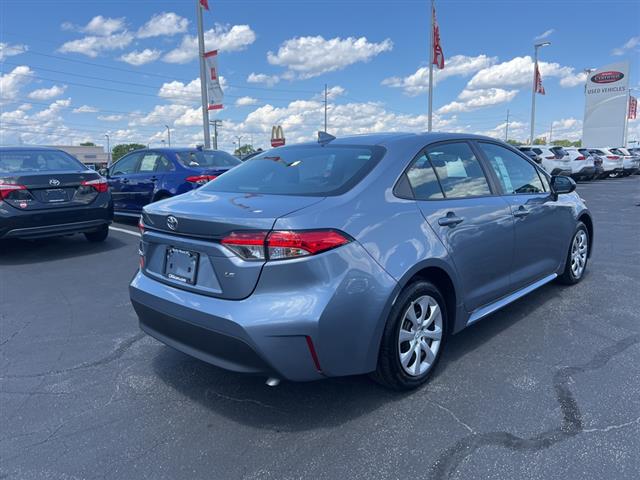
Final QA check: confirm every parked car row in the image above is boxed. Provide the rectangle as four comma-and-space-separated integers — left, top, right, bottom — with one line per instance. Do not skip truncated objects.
516, 145, 640, 181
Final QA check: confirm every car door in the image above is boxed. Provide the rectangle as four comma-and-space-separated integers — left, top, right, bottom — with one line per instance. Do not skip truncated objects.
476, 142, 572, 290
132, 152, 167, 209
406, 141, 514, 312
108, 152, 142, 212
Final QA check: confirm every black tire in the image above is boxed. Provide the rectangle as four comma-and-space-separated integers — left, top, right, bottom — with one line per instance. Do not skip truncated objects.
372, 281, 448, 391
557, 222, 589, 285
85, 226, 109, 243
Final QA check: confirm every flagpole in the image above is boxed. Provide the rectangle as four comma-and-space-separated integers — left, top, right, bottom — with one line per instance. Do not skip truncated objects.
428, 0, 434, 132
197, 0, 211, 148
530, 41, 550, 145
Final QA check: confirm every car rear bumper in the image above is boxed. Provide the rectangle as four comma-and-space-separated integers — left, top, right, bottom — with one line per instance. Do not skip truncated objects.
550, 168, 572, 176
0, 197, 113, 239
129, 242, 397, 381
570, 166, 596, 180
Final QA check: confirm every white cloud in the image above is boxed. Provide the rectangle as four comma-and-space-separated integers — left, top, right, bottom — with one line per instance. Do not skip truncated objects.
535, 29, 554, 41
235, 96, 258, 106
247, 72, 280, 87
382, 54, 497, 96
72, 105, 98, 113
267, 35, 393, 79
119, 49, 162, 66
466, 56, 583, 90
163, 24, 256, 64
27, 85, 67, 100
81, 16, 126, 36
137, 12, 189, 38
157, 76, 227, 103
59, 31, 134, 57
612, 36, 640, 56
0, 42, 28, 61
1, 65, 34, 101
437, 88, 518, 114
98, 114, 124, 122
559, 71, 587, 87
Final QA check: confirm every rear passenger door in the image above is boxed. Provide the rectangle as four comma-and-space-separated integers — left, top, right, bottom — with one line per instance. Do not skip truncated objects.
108, 152, 142, 212
406, 141, 514, 313
132, 152, 169, 208
476, 142, 571, 289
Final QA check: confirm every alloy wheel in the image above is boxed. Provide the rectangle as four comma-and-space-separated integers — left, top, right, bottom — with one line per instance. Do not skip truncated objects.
570, 230, 588, 279
398, 295, 443, 377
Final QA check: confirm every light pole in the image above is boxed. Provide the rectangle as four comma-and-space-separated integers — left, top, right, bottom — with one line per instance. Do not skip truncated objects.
104, 134, 111, 168
165, 125, 171, 147
530, 41, 550, 145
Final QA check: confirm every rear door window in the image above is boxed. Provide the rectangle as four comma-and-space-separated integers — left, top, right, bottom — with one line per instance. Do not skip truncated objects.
406, 152, 444, 200
424, 142, 491, 198
138, 153, 161, 173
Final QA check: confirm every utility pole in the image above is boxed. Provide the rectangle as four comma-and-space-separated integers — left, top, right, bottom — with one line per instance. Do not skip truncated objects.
235, 135, 242, 154
549, 122, 553, 144
504, 109, 510, 142
530, 41, 551, 145
104, 134, 111, 167
427, 0, 434, 132
165, 125, 171, 147
210, 119, 222, 150
196, 0, 211, 148
324, 83, 328, 132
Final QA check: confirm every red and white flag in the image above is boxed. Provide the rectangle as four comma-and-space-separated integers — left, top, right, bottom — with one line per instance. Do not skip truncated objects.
629, 95, 637, 120
199, 0, 209, 10
534, 62, 545, 95
432, 5, 445, 69
204, 50, 223, 110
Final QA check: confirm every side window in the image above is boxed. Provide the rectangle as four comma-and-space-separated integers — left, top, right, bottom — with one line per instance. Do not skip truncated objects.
425, 142, 491, 198
406, 152, 444, 200
155, 155, 173, 172
479, 143, 545, 194
110, 153, 140, 176
138, 153, 161, 173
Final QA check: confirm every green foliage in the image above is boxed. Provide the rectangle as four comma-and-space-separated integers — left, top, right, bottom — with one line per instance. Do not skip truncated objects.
112, 143, 146, 162
80, 141, 96, 146
532, 137, 546, 145
551, 139, 582, 147
234, 144, 255, 157
506, 139, 523, 146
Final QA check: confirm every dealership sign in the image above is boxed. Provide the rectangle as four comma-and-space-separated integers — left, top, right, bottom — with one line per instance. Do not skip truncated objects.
271, 125, 285, 147
582, 61, 629, 147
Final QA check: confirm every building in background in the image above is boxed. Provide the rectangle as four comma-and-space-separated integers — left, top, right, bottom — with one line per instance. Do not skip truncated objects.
48, 145, 109, 169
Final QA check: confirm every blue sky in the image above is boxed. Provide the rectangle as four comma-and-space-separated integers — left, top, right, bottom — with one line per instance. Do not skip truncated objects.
1, 0, 639, 151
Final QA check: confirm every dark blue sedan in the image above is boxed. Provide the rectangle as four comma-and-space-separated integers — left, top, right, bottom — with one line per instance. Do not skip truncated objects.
105, 148, 240, 216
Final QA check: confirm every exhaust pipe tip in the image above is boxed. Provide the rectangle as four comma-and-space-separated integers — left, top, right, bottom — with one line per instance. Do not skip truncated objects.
265, 377, 280, 387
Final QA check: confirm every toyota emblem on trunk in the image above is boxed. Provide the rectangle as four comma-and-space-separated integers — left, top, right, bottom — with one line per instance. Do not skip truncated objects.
49, 179, 61, 186
166, 215, 178, 231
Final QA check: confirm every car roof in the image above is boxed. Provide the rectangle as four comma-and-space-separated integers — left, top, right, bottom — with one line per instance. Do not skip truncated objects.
0, 146, 68, 152
294, 132, 509, 148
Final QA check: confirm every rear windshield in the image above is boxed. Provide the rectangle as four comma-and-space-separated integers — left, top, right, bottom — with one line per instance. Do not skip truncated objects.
550, 146, 568, 157
0, 150, 87, 174
176, 150, 241, 169
201, 145, 385, 196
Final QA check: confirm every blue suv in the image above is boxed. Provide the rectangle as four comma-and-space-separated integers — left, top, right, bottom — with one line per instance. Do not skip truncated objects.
105, 148, 240, 216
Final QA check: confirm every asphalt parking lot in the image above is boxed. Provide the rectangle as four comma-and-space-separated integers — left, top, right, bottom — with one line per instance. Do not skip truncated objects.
1, 176, 639, 480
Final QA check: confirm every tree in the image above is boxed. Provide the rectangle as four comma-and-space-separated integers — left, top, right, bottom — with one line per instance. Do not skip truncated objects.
506, 139, 523, 146
234, 144, 255, 157
532, 137, 547, 145
112, 143, 146, 162
80, 141, 96, 146
551, 139, 573, 147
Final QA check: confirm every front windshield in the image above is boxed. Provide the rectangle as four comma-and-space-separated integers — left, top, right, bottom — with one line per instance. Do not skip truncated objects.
201, 145, 385, 196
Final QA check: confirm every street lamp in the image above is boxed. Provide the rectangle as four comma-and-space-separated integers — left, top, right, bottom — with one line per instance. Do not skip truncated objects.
165, 125, 171, 147
530, 41, 551, 145
104, 134, 111, 168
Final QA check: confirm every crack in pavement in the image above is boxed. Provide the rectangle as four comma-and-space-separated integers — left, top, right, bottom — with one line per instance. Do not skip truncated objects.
0, 332, 145, 380
430, 333, 640, 480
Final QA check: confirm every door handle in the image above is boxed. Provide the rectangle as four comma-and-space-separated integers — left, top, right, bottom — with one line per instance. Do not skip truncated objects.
438, 213, 464, 227
121, 179, 130, 184
513, 206, 530, 218
150, 176, 158, 182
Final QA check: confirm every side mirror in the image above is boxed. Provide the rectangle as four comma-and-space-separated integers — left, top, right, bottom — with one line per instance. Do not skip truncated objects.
551, 175, 576, 195
98, 168, 109, 177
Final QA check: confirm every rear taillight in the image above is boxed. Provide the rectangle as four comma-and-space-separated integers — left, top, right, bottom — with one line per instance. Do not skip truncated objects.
186, 175, 217, 186
221, 230, 351, 261
81, 178, 109, 193
606, 155, 620, 160
575, 156, 585, 161
0, 182, 27, 200
138, 216, 145, 235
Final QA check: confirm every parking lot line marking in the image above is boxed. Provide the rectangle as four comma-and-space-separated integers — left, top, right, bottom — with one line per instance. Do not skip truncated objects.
109, 226, 140, 237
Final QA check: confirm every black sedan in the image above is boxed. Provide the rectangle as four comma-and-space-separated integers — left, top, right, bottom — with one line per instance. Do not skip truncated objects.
0, 147, 113, 241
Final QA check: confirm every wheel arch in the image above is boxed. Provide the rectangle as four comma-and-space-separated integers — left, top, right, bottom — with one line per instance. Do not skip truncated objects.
152, 190, 172, 203
577, 211, 594, 258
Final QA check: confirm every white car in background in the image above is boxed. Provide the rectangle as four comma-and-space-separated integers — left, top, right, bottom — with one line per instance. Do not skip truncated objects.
564, 147, 597, 181
518, 146, 572, 176
588, 148, 624, 178
609, 147, 640, 176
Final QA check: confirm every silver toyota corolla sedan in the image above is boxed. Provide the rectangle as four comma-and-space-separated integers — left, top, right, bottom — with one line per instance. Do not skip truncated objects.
130, 133, 593, 390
